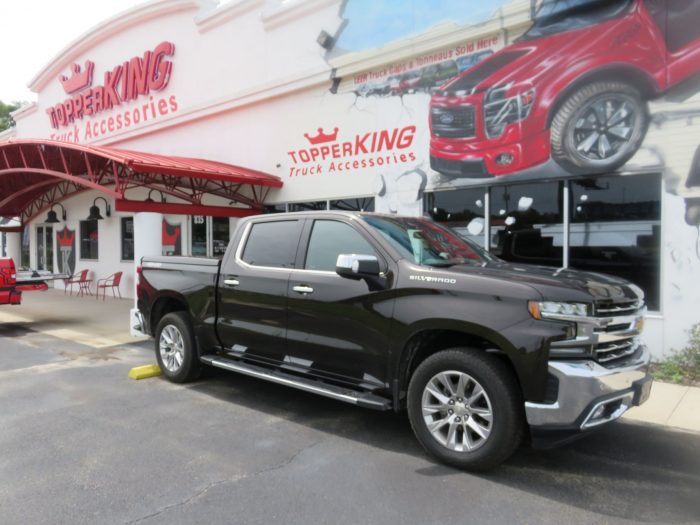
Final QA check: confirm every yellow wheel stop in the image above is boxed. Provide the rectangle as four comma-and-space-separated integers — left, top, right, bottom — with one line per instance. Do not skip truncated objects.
128, 364, 162, 380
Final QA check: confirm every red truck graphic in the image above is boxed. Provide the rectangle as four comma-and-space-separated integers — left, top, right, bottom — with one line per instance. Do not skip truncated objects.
429, 0, 700, 178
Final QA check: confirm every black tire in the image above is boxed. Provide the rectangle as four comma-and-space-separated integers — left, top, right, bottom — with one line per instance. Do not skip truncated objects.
407, 348, 523, 471
550, 81, 649, 175
154, 312, 202, 383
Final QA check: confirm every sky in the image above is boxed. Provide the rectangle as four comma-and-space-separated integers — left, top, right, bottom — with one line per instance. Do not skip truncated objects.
0, 0, 144, 103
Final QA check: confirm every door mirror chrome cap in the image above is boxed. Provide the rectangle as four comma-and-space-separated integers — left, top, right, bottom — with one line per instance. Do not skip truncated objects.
336, 254, 380, 278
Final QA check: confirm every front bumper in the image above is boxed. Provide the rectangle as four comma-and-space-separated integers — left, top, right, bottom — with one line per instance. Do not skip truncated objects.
526, 345, 652, 448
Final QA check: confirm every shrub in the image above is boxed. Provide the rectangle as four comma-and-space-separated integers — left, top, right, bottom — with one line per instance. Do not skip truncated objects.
652, 323, 700, 384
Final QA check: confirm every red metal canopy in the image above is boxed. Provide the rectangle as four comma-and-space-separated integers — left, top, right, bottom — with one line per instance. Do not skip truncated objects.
0, 139, 282, 228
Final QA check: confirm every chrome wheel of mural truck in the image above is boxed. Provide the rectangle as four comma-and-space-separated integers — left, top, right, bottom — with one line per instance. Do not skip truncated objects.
427, 0, 700, 179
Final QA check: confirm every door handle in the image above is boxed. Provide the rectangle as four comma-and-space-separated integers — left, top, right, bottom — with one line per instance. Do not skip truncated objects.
224, 278, 240, 287
292, 285, 314, 294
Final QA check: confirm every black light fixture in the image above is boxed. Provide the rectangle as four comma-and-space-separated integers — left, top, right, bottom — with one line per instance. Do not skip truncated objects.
87, 196, 111, 221
145, 189, 166, 203
45, 203, 67, 224
317, 30, 334, 50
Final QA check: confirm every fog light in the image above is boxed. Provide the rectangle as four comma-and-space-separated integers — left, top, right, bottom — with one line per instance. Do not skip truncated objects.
495, 153, 514, 166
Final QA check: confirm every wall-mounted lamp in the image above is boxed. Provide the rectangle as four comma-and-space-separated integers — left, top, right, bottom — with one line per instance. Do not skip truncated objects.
145, 189, 166, 203
317, 30, 334, 50
45, 203, 67, 224
87, 197, 111, 221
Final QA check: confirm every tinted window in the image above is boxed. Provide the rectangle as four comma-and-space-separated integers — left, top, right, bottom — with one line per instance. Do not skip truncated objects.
305, 220, 376, 272
490, 182, 564, 268
212, 217, 230, 258
330, 197, 375, 211
570, 174, 661, 310
121, 217, 134, 261
522, 0, 632, 40
426, 188, 487, 247
80, 220, 99, 260
242, 221, 300, 268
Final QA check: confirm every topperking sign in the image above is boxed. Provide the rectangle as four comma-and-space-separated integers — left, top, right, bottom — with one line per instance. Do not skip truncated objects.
47, 41, 178, 142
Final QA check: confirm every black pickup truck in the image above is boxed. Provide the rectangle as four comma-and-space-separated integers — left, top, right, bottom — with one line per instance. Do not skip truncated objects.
136, 211, 652, 470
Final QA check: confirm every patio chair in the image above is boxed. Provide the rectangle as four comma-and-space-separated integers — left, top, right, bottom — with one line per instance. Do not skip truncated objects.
96, 271, 123, 301
64, 269, 91, 296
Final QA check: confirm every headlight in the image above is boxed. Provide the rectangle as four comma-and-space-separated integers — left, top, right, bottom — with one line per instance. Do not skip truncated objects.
484, 84, 535, 138
528, 301, 590, 320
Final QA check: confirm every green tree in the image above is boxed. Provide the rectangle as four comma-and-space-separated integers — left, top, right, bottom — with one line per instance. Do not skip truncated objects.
0, 100, 24, 131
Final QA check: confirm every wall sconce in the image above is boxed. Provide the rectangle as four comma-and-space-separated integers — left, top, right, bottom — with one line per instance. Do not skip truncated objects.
87, 197, 111, 221
145, 189, 166, 203
317, 30, 334, 50
45, 203, 67, 224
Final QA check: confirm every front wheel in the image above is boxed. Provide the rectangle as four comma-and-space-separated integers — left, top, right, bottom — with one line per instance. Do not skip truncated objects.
407, 348, 524, 471
155, 312, 202, 383
550, 81, 649, 174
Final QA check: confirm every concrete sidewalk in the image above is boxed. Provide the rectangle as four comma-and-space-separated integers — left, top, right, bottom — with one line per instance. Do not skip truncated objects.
0, 288, 145, 348
624, 381, 700, 432
1, 288, 698, 433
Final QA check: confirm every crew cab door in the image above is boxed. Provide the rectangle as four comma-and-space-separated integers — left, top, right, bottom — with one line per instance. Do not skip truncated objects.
285, 217, 396, 391
216, 218, 303, 364
643, 0, 700, 87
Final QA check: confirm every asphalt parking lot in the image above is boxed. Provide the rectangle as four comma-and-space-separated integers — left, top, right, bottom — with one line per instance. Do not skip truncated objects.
2, 320, 700, 525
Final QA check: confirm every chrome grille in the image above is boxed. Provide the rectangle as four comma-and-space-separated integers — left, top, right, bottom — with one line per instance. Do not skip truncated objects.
595, 300, 642, 316
431, 106, 476, 138
593, 299, 644, 366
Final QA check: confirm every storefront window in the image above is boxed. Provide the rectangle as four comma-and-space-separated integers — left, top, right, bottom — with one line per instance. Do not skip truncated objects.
330, 197, 375, 211
121, 217, 134, 261
80, 220, 99, 260
570, 173, 661, 310
288, 201, 327, 212
21, 226, 30, 269
490, 181, 564, 267
264, 204, 287, 214
212, 217, 230, 257
191, 215, 207, 256
426, 188, 487, 246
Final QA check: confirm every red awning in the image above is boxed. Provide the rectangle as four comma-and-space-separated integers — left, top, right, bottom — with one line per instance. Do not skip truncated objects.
0, 139, 282, 226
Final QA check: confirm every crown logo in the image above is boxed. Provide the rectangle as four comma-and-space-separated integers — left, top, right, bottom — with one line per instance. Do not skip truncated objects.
304, 127, 339, 145
57, 228, 75, 248
59, 61, 95, 94
162, 222, 181, 246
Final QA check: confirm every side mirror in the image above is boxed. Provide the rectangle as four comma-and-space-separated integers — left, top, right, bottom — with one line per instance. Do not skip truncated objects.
336, 254, 381, 279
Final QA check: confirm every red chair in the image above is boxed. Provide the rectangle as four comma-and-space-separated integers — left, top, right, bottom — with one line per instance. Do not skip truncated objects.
64, 269, 92, 296
96, 271, 123, 300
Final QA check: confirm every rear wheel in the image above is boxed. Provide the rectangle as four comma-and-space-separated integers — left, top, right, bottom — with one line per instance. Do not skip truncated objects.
155, 312, 202, 383
407, 348, 523, 470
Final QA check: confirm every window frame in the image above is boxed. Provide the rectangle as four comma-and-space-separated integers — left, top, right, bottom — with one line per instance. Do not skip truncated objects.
301, 218, 380, 273
120, 216, 135, 262
79, 219, 99, 261
236, 219, 303, 270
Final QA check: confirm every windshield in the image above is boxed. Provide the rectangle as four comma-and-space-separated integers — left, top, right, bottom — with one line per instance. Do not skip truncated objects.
362, 216, 499, 267
522, 0, 633, 40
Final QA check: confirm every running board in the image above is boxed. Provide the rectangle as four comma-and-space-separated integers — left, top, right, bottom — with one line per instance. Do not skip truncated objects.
199, 355, 391, 411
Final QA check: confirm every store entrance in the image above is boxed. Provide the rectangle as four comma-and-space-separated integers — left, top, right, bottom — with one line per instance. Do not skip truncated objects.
35, 225, 54, 272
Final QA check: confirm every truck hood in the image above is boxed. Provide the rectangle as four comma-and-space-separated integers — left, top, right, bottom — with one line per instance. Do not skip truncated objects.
438, 22, 616, 95
446, 261, 644, 305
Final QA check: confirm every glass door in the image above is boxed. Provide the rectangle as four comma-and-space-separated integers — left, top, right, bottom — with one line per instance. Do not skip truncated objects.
35, 225, 54, 271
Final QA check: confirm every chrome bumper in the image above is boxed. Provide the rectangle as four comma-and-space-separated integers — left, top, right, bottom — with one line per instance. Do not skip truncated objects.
525, 345, 652, 429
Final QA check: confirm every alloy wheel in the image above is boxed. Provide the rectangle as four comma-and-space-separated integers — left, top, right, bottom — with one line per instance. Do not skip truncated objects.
159, 324, 185, 372
421, 370, 493, 452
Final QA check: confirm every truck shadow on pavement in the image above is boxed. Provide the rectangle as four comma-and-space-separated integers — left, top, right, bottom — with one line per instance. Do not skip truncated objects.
188, 369, 700, 524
